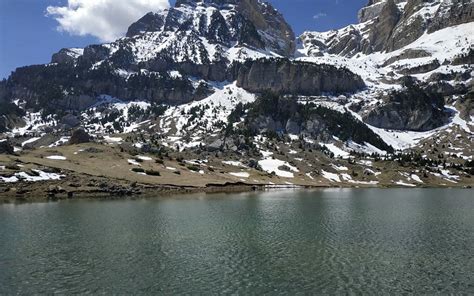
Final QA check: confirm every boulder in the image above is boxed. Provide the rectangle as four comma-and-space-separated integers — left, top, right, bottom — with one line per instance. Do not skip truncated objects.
68, 129, 91, 145
60, 114, 81, 128
0, 140, 14, 154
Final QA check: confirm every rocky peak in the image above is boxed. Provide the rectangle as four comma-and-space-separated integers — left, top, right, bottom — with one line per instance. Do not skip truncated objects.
301, 0, 474, 57
126, 12, 166, 38
358, 0, 405, 23
367, 0, 401, 52
124, 0, 295, 57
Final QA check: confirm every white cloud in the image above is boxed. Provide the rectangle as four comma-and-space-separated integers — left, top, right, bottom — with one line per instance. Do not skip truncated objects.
313, 12, 327, 20
46, 0, 170, 42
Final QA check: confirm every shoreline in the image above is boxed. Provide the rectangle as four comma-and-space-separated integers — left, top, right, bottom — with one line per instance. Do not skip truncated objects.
1, 142, 472, 204
1, 179, 472, 205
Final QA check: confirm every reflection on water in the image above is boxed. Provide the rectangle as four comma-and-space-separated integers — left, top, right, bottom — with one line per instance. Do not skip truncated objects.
1, 189, 473, 294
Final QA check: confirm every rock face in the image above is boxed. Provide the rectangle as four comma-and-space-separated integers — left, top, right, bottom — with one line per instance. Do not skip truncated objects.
363, 81, 448, 131
241, 92, 393, 151
68, 129, 92, 145
428, 0, 474, 33
234, 59, 365, 95
301, 0, 474, 57
0, 140, 14, 154
366, 0, 401, 52
0, 0, 358, 116
126, 12, 166, 38
0, 101, 25, 133
173, 0, 296, 56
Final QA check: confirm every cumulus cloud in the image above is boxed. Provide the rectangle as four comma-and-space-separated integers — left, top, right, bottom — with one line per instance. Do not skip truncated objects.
46, 0, 170, 42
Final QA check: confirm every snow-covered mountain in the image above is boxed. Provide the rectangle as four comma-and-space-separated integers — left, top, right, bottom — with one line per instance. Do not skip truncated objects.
0, 0, 473, 183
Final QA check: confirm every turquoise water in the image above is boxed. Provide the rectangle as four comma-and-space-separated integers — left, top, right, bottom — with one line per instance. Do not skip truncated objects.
1, 189, 473, 294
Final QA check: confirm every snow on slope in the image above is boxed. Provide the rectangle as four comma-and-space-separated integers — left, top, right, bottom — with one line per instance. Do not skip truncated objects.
158, 82, 256, 150
299, 23, 473, 86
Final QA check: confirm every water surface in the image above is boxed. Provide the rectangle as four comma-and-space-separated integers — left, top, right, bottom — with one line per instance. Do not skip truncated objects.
1, 189, 473, 294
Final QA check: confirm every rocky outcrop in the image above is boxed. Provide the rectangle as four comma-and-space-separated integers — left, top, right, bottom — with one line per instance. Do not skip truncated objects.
0, 140, 14, 154
397, 59, 440, 75
363, 81, 448, 131
126, 12, 166, 38
303, 0, 473, 57
428, 0, 474, 33
68, 129, 91, 145
51, 48, 84, 64
366, 0, 400, 52
452, 48, 474, 66
234, 59, 365, 95
358, 0, 406, 23
358, 0, 387, 23
174, 0, 296, 56
0, 101, 25, 133
382, 49, 431, 66
240, 92, 393, 151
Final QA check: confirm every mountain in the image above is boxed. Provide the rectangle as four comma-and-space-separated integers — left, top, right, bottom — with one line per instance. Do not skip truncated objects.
299, 0, 473, 131
0, 0, 473, 194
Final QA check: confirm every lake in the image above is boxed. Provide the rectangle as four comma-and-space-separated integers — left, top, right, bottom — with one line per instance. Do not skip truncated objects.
1, 189, 473, 294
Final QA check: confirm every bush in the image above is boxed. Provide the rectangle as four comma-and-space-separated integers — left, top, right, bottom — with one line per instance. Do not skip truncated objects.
145, 170, 161, 176
187, 165, 200, 172
131, 167, 145, 173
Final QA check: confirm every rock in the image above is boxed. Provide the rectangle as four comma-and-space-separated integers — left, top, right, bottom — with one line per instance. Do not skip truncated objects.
47, 185, 65, 194
364, 168, 374, 176
358, 0, 388, 23
0, 140, 14, 154
68, 129, 91, 145
208, 139, 224, 152
428, 0, 474, 33
363, 83, 448, 131
397, 59, 440, 75
60, 114, 81, 128
382, 49, 431, 66
235, 58, 365, 96
126, 12, 166, 38
366, 0, 400, 52
247, 159, 259, 169
285, 119, 301, 135
175, 0, 296, 57
51, 48, 83, 64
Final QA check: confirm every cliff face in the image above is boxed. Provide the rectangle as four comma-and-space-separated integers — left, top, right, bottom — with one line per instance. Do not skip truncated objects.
234, 59, 365, 96
301, 0, 474, 57
0, 0, 363, 114
363, 81, 449, 131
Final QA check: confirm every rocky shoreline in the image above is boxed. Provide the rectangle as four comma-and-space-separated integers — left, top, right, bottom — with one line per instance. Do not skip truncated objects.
1, 174, 471, 204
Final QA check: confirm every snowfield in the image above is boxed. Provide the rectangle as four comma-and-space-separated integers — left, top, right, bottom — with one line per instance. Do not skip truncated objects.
0, 170, 64, 183
258, 158, 299, 178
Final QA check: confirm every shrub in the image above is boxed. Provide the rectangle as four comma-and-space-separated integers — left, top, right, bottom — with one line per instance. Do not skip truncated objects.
187, 165, 200, 172
145, 170, 161, 176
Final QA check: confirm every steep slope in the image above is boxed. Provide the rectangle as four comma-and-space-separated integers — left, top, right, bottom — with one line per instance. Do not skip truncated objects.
298, 0, 473, 151
0, 0, 364, 116
301, 0, 474, 57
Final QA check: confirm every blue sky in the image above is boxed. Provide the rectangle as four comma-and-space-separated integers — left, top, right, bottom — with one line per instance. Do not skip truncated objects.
0, 0, 367, 79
